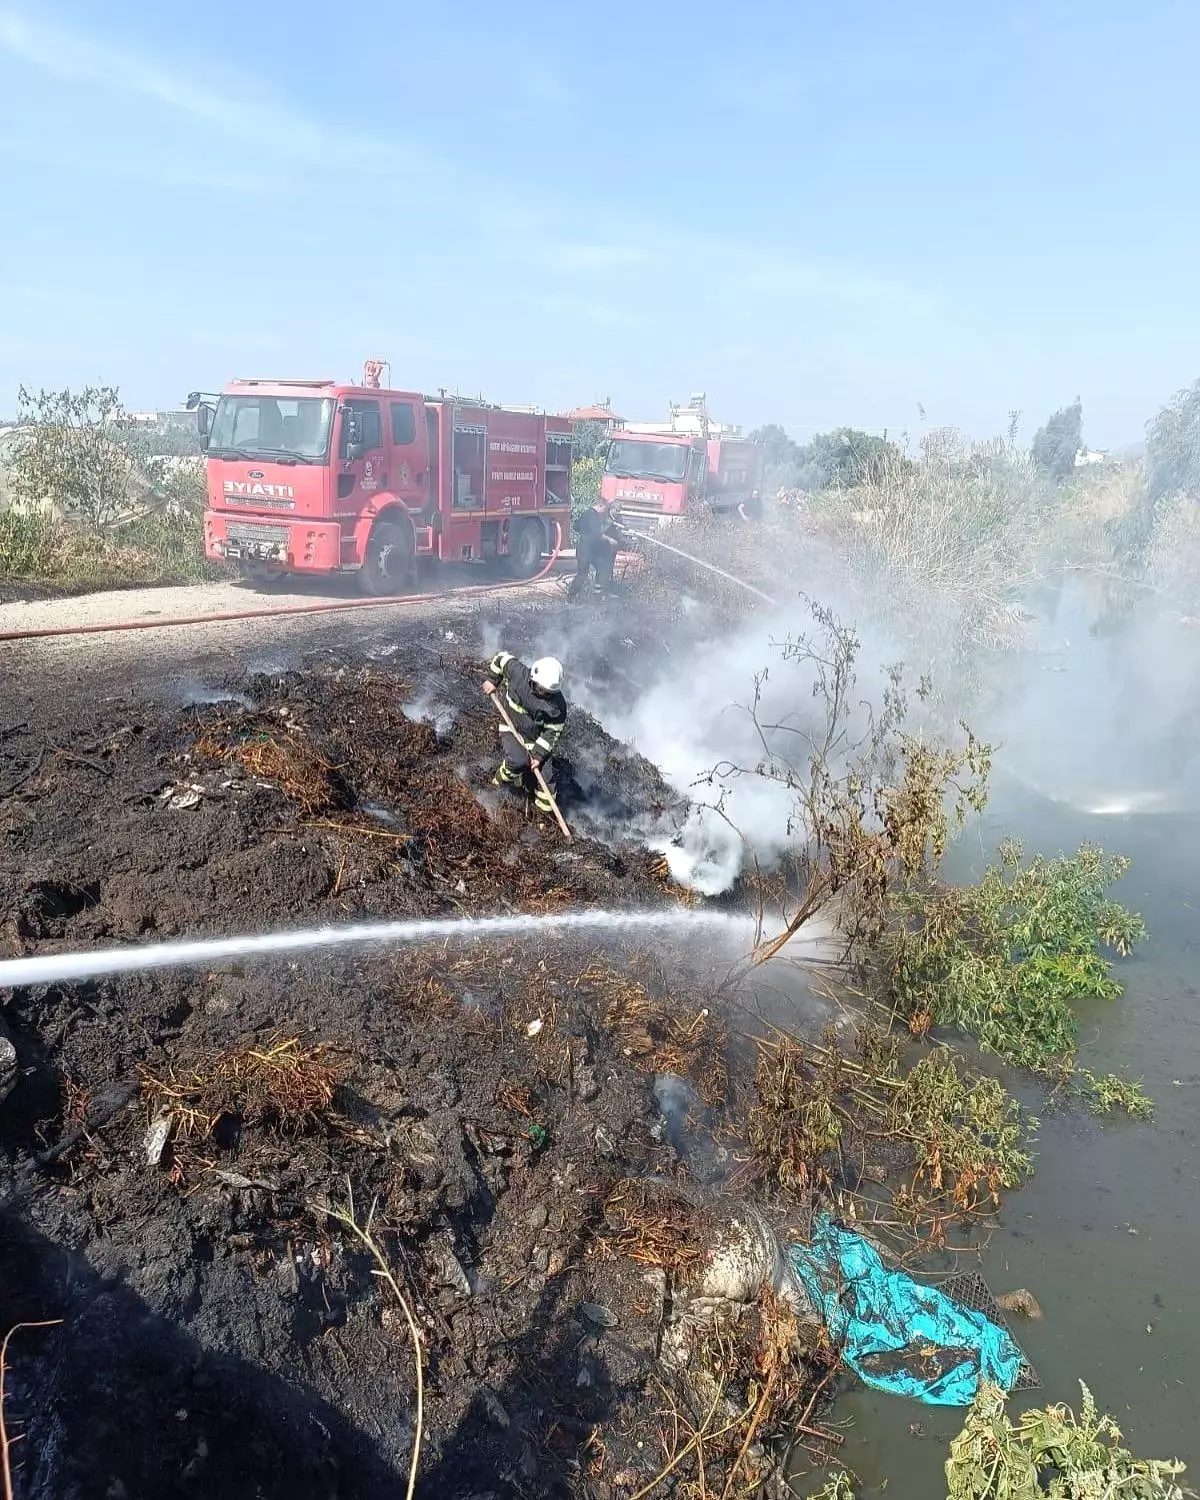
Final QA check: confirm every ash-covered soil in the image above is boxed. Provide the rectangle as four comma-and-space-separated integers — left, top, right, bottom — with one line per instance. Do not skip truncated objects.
0, 625, 755, 1500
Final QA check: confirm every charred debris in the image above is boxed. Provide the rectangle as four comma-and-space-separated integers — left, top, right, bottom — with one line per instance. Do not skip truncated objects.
0, 629, 1121, 1498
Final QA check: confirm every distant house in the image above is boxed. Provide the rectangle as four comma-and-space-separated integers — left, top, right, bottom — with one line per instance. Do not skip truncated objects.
566, 401, 624, 428
623, 394, 740, 440
1074, 448, 1111, 468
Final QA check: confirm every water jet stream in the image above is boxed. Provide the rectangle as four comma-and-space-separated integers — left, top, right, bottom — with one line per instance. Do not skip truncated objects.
0, 909, 756, 990
636, 533, 778, 606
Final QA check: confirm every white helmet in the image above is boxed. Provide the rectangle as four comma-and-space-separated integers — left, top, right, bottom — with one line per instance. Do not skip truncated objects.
530, 656, 564, 693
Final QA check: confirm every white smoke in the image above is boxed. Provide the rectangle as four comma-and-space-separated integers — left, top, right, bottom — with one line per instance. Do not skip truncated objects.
402, 689, 457, 737
576, 595, 901, 894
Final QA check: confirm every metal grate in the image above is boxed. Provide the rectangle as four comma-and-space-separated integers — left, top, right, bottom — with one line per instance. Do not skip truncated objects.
941, 1271, 1042, 1391
226, 521, 290, 547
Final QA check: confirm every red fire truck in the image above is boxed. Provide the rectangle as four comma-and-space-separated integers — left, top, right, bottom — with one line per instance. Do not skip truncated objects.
599, 432, 763, 529
192, 364, 572, 593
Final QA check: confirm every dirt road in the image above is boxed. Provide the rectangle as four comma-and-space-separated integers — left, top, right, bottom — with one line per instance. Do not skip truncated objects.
0, 573, 570, 700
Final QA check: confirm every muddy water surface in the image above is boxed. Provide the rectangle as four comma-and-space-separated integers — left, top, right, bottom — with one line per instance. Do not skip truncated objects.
826, 578, 1200, 1494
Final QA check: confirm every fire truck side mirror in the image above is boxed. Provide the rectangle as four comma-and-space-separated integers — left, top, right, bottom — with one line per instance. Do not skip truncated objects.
341, 408, 364, 462
196, 404, 212, 445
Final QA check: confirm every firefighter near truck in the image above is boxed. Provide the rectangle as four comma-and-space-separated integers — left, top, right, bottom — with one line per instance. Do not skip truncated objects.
190, 364, 572, 594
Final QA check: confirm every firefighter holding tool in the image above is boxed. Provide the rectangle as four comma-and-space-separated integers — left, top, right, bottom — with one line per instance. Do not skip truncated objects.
482, 651, 568, 818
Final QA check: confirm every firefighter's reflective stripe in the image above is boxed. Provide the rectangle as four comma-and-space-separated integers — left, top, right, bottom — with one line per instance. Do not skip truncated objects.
489, 651, 515, 678
534, 789, 555, 812
500, 693, 533, 747
533, 719, 565, 756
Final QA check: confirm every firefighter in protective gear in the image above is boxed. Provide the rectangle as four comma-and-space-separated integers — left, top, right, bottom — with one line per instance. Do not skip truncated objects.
569, 499, 630, 599
482, 652, 567, 815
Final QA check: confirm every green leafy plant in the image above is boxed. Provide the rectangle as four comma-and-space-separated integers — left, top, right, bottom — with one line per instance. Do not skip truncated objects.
806, 1473, 857, 1500
1031, 398, 1084, 481
1074, 1069, 1154, 1121
887, 841, 1146, 1077
890, 1049, 1034, 1217
10, 384, 153, 531
0, 506, 59, 576
571, 453, 604, 519
946, 1382, 1191, 1499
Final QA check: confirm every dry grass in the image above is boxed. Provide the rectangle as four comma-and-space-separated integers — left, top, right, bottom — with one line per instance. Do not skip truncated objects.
682, 1290, 842, 1496
809, 431, 1056, 639
601, 1181, 711, 1276
595, 964, 728, 1105
745, 1038, 845, 1198
141, 1031, 341, 1174
195, 728, 346, 816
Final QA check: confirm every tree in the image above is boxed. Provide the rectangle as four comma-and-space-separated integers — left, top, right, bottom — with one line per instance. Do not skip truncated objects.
10, 385, 154, 531
571, 454, 603, 520
1030, 398, 1082, 480
571, 419, 611, 462
1145, 376, 1200, 500
747, 422, 803, 474
796, 427, 905, 489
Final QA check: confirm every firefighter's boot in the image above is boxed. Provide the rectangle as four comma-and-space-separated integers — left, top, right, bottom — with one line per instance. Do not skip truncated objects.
492, 761, 523, 792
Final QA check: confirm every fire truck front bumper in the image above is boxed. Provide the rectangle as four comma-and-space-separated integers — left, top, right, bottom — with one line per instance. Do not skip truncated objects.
204, 514, 343, 571
611, 504, 679, 535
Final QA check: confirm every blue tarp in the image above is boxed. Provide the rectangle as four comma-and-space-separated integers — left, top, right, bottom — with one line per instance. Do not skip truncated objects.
787, 1215, 1024, 1406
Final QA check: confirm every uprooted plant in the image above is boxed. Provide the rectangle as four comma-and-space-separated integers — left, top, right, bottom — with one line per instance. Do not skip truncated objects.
745, 1025, 1033, 1251
705, 598, 1150, 1116
703, 595, 991, 963
885, 838, 1150, 1111
945, 1381, 1191, 1499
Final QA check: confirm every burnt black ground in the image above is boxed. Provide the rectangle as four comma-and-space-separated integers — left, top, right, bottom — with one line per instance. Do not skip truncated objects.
0, 589, 753, 1500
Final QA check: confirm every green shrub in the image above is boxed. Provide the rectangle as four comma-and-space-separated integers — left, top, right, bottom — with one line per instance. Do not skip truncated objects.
947, 1382, 1190, 1499
888, 840, 1147, 1080
0, 507, 60, 576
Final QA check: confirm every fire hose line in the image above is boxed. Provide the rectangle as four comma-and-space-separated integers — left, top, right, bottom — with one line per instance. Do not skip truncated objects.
0, 523, 565, 645
634, 532, 778, 607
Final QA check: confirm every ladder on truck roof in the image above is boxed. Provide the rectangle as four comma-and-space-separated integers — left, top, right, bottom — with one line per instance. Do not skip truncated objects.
232, 378, 337, 389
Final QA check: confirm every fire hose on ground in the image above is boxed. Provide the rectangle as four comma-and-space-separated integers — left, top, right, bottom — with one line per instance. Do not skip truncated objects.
0, 522, 566, 645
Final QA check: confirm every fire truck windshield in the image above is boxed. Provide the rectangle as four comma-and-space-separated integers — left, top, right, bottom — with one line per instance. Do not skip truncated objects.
208, 395, 334, 463
605, 440, 688, 482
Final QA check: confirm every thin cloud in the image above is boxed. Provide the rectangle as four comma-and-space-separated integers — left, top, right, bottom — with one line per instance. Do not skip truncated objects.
0, 129, 302, 197
727, 247, 937, 318
512, 289, 638, 329
0, 10, 426, 174
530, 242, 655, 275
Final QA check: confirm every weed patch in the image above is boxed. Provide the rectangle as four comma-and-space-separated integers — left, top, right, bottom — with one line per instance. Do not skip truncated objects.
946, 1382, 1190, 1499
887, 840, 1146, 1089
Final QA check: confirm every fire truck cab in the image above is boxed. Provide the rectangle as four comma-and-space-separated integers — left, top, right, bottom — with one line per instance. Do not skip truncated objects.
196, 373, 571, 594
599, 432, 763, 530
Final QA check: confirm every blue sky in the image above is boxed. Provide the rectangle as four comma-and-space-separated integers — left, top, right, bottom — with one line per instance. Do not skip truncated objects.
1, 0, 1196, 447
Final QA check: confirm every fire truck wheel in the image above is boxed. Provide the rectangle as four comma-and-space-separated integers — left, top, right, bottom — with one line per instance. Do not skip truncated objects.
505, 520, 545, 579
359, 518, 414, 596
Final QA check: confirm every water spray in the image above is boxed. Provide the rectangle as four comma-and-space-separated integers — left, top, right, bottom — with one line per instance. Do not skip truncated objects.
0, 909, 757, 990
636, 532, 778, 606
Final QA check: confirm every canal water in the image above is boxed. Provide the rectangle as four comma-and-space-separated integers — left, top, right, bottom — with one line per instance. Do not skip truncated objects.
824, 575, 1200, 1494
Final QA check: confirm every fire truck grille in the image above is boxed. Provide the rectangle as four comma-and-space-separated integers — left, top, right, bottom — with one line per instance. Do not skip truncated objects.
226, 521, 290, 548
